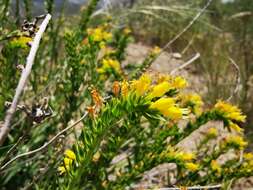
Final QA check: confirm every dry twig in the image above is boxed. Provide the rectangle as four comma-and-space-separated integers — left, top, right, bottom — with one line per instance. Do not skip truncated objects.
226, 57, 241, 101
0, 112, 88, 172
170, 53, 200, 75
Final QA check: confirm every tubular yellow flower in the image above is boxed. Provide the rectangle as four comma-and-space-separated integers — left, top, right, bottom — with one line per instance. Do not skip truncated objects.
225, 135, 248, 150
150, 98, 189, 120
64, 149, 76, 160
211, 160, 221, 174
131, 74, 151, 96
172, 76, 188, 89
64, 157, 73, 166
150, 97, 175, 114
214, 101, 246, 122
229, 121, 243, 133
185, 163, 199, 171
58, 166, 67, 175
147, 81, 171, 99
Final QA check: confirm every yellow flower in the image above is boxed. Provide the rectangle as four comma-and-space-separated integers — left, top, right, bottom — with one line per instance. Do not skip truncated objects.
243, 153, 253, 160
64, 157, 73, 166
211, 160, 221, 174
185, 163, 199, 171
121, 80, 129, 97
150, 97, 175, 114
207, 128, 218, 138
229, 121, 243, 133
10, 36, 32, 49
180, 93, 203, 115
64, 149, 76, 160
172, 76, 188, 89
92, 151, 101, 162
157, 74, 171, 84
177, 152, 196, 162
214, 101, 246, 122
147, 81, 171, 99
150, 98, 189, 120
98, 58, 121, 74
58, 166, 67, 175
151, 46, 161, 55
123, 28, 131, 35
225, 135, 248, 150
87, 27, 112, 42
131, 74, 151, 96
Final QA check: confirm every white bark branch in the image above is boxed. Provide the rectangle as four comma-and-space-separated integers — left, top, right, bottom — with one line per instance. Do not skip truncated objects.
0, 14, 52, 145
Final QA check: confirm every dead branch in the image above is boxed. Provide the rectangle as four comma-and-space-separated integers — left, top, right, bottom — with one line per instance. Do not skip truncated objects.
0, 14, 52, 145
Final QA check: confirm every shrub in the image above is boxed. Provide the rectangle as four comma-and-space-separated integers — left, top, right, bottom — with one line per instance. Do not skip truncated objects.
0, 0, 252, 189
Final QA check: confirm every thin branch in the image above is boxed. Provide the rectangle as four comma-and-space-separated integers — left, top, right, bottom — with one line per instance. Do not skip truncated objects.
170, 52, 200, 75
161, 0, 212, 52
0, 112, 88, 172
226, 57, 241, 101
0, 14, 52, 145
130, 184, 221, 190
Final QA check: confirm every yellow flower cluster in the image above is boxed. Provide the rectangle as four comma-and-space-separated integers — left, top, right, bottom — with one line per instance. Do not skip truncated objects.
97, 58, 122, 74
58, 149, 76, 175
214, 101, 246, 122
10, 36, 33, 49
185, 162, 199, 172
131, 74, 151, 96
165, 148, 195, 162
87, 27, 112, 42
211, 160, 221, 174
225, 135, 248, 150
180, 93, 203, 115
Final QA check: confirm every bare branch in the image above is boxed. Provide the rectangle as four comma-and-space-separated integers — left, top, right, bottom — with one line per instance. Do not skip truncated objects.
0, 112, 88, 171
130, 184, 222, 190
0, 14, 52, 145
226, 57, 241, 101
170, 53, 200, 75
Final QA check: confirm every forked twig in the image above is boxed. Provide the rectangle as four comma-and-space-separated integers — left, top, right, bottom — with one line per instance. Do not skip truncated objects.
0, 14, 52, 145
170, 52, 200, 75
0, 112, 88, 171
